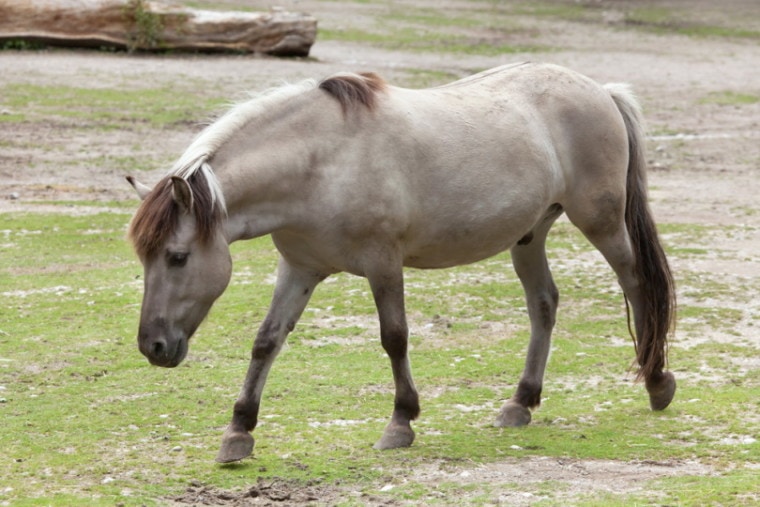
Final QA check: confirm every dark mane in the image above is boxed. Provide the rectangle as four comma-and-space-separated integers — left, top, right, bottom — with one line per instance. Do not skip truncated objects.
129, 169, 223, 259
318, 72, 386, 113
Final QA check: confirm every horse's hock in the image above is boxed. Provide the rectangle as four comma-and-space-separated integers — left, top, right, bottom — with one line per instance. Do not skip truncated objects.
0, 0, 317, 56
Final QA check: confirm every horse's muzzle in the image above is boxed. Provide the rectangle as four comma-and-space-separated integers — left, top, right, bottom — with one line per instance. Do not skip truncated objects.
138, 323, 188, 368
140, 335, 188, 367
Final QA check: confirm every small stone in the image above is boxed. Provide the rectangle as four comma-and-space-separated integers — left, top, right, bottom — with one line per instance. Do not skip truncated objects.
8, 192, 20, 200
171, 446, 183, 452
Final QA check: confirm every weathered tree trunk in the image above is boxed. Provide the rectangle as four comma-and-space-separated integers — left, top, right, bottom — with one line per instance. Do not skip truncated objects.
0, 0, 317, 56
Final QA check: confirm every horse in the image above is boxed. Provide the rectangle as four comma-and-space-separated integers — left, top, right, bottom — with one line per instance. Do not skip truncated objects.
126, 62, 676, 463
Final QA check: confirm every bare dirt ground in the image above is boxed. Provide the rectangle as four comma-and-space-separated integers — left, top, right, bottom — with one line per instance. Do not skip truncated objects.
1, 0, 758, 505
169, 458, 715, 506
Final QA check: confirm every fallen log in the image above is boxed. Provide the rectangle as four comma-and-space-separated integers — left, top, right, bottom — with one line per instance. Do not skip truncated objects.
0, 0, 317, 56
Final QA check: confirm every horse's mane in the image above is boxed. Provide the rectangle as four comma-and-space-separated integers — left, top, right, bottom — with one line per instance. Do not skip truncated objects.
318, 72, 386, 113
129, 72, 386, 258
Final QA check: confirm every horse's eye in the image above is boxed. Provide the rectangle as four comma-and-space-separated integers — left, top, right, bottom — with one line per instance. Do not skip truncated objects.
167, 252, 189, 268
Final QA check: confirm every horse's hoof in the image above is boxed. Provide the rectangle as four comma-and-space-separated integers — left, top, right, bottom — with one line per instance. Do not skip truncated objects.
373, 423, 415, 450
216, 430, 254, 463
494, 401, 532, 427
647, 371, 676, 411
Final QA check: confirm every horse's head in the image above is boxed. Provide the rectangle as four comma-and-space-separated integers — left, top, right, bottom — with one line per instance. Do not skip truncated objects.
127, 173, 231, 367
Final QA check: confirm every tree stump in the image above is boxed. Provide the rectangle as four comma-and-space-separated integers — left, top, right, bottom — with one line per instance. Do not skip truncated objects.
0, 0, 317, 56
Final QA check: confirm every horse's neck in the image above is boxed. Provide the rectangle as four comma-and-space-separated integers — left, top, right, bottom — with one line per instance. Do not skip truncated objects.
218, 157, 308, 242
214, 93, 338, 243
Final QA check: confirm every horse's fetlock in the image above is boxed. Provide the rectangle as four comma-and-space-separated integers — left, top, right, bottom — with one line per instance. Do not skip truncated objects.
394, 399, 420, 421
515, 379, 542, 408
232, 400, 259, 431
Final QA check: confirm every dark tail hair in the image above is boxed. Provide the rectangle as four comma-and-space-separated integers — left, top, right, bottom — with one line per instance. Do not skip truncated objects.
606, 84, 676, 381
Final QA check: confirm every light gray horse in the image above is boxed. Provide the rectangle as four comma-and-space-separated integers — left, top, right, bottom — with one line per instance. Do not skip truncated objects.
127, 62, 676, 463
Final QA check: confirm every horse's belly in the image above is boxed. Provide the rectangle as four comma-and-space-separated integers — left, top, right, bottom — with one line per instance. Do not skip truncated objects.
402, 227, 524, 269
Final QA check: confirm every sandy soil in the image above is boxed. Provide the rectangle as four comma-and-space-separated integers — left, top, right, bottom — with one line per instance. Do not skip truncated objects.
1, 0, 758, 504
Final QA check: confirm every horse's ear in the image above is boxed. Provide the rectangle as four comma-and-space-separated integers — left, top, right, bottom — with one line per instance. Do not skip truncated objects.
126, 176, 152, 200
170, 176, 194, 214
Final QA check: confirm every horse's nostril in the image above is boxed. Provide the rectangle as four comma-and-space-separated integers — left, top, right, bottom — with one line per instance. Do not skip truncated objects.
152, 339, 166, 357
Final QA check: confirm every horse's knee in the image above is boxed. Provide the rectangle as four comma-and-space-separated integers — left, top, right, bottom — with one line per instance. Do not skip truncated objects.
252, 336, 278, 359
380, 326, 409, 359
530, 285, 558, 331
542, 284, 559, 322
252, 317, 285, 359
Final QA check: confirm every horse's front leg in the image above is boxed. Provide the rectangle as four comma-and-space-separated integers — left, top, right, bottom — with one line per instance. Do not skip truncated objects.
367, 267, 420, 450
216, 259, 323, 463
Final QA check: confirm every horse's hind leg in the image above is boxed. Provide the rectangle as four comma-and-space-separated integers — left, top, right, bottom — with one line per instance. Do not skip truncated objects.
216, 258, 323, 463
571, 216, 675, 411
495, 208, 562, 427
367, 264, 420, 450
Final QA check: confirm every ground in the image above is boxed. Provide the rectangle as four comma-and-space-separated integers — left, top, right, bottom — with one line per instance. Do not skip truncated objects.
1, 0, 758, 505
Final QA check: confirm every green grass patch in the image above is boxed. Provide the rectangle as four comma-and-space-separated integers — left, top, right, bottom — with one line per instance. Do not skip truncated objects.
1, 211, 758, 505
700, 91, 760, 106
625, 7, 760, 40
0, 83, 225, 128
512, 2, 590, 21
319, 27, 547, 55
317, 1, 552, 55
397, 68, 463, 89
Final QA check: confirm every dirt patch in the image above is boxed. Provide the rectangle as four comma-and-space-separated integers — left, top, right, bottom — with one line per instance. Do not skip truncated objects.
170, 478, 397, 506
409, 457, 716, 505
168, 458, 715, 506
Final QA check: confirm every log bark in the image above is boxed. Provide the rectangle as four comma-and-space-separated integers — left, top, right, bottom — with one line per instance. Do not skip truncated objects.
0, 0, 317, 56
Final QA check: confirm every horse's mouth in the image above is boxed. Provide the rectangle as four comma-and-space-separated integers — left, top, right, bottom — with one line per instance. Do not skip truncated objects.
147, 337, 188, 368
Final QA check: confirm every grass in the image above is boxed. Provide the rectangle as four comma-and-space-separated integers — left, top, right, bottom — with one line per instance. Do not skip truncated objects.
0, 83, 226, 129
1, 209, 758, 505
319, 27, 547, 56
316, 1, 554, 55
700, 91, 760, 106
624, 5, 760, 40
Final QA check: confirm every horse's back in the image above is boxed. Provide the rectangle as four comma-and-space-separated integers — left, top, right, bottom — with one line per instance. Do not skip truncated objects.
358, 63, 628, 269
282, 63, 631, 274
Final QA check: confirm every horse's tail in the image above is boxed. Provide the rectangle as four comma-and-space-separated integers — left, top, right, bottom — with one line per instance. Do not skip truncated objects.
605, 83, 676, 381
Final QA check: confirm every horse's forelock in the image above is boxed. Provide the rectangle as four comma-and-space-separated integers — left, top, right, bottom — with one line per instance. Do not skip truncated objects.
187, 168, 224, 244
129, 170, 224, 259
129, 178, 178, 259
